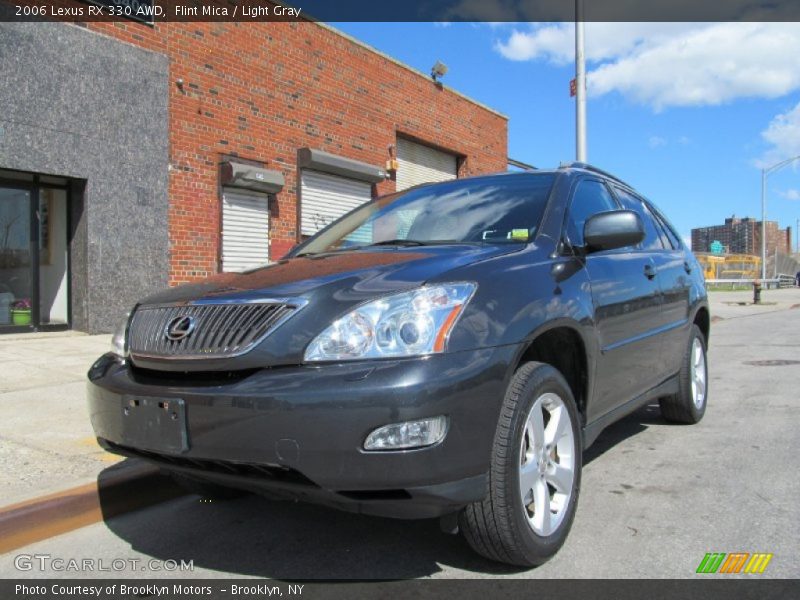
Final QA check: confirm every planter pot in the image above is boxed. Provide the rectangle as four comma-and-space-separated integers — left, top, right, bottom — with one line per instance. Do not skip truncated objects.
10, 309, 32, 326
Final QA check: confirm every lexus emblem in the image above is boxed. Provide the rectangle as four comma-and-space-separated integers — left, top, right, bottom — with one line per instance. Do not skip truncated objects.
164, 315, 196, 341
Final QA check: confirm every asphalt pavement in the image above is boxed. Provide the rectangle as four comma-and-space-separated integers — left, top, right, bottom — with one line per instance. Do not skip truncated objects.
1, 289, 798, 578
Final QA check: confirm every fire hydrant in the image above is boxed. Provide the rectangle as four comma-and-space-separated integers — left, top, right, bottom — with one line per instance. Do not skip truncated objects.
753, 280, 762, 305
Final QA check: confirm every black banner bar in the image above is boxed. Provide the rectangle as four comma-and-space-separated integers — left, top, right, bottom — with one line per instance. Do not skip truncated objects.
3, 579, 800, 600
2, 0, 800, 23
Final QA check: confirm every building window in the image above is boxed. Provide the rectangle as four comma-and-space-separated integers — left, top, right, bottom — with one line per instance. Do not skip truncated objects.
0, 169, 70, 332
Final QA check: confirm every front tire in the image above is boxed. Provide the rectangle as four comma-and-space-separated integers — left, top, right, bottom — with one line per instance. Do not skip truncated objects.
659, 324, 708, 424
460, 361, 582, 567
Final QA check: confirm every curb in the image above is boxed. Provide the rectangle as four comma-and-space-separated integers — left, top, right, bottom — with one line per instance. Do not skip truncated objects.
0, 462, 187, 554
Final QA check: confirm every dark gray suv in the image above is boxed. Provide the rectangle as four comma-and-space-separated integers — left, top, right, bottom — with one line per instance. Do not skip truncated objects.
88, 163, 709, 566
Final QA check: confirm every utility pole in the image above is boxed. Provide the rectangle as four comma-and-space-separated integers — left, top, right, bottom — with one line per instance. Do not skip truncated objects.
575, 0, 587, 162
760, 155, 800, 280
761, 168, 766, 280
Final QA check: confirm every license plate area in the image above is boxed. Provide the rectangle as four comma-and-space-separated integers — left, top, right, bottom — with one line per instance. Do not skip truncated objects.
121, 395, 189, 454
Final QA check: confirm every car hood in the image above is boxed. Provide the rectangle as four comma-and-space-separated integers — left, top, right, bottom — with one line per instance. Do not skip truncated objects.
131, 244, 519, 371
140, 244, 517, 305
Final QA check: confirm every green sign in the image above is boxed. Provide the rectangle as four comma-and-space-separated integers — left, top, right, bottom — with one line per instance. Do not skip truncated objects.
710, 240, 724, 255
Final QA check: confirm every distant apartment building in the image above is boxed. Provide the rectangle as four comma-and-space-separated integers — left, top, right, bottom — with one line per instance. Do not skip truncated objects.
691, 216, 791, 255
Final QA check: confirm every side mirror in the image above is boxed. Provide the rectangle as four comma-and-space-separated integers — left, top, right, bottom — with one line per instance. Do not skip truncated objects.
583, 210, 644, 252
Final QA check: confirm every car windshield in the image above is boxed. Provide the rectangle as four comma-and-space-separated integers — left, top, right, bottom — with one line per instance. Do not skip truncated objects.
291, 173, 557, 256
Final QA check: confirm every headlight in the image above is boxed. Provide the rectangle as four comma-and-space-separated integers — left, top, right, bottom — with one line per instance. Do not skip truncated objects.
304, 283, 476, 362
110, 314, 130, 359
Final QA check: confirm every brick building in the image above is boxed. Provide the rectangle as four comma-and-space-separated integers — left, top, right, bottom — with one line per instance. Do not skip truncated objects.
691, 216, 791, 256
0, 19, 507, 333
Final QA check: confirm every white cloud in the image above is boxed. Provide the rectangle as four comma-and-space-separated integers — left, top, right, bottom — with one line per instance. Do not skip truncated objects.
494, 23, 800, 110
447, 0, 797, 23
648, 135, 667, 148
495, 22, 695, 64
778, 189, 800, 201
759, 101, 800, 167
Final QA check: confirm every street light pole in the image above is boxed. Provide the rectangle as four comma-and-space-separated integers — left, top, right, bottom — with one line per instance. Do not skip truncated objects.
760, 155, 800, 281
575, 0, 587, 162
761, 168, 766, 280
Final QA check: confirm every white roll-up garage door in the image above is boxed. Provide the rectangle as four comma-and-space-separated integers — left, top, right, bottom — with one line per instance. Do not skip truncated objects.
300, 170, 372, 237
396, 137, 458, 191
221, 188, 270, 272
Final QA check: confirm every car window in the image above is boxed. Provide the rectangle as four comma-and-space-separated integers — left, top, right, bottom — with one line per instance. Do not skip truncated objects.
612, 187, 665, 250
293, 173, 557, 255
565, 179, 619, 247
648, 202, 684, 249
645, 203, 673, 249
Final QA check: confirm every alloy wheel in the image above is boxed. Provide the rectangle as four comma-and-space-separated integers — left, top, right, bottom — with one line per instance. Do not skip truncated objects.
690, 337, 707, 409
519, 392, 576, 536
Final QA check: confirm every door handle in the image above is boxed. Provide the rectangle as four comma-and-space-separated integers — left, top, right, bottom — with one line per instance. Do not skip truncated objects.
644, 264, 656, 280
684, 261, 692, 274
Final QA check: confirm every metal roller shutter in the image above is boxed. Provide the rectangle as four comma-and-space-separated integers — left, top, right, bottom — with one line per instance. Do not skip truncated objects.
221, 188, 270, 272
396, 138, 458, 191
300, 170, 372, 237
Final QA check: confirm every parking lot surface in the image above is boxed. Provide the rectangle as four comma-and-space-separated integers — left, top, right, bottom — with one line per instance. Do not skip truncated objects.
1, 290, 798, 579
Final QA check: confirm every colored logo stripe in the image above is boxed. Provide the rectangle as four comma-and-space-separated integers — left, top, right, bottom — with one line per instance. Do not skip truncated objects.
719, 553, 749, 573
697, 553, 726, 574
696, 552, 773, 574
744, 553, 773, 574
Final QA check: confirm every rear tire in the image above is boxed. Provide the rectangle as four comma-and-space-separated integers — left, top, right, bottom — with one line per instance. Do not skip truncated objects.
659, 324, 708, 424
170, 473, 249, 501
459, 361, 582, 567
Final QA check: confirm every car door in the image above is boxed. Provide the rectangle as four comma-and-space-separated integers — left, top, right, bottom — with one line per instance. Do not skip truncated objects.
611, 186, 692, 379
644, 196, 694, 376
564, 178, 663, 422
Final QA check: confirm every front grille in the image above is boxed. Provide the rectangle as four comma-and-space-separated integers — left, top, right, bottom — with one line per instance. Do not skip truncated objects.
128, 302, 298, 359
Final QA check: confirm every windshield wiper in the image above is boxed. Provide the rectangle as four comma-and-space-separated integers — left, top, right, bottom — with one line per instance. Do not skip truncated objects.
296, 239, 468, 258
295, 245, 367, 257
368, 239, 428, 247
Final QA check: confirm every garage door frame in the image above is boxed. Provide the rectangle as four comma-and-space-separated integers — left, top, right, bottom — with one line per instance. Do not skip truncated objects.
296, 148, 385, 242
220, 187, 271, 273
395, 135, 462, 191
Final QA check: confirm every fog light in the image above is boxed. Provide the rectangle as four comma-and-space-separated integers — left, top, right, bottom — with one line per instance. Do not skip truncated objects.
364, 416, 447, 451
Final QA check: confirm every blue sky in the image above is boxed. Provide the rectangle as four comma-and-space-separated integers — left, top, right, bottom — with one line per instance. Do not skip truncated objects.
334, 22, 800, 248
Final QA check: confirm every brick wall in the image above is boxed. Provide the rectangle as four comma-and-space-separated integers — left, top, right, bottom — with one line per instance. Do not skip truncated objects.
84, 21, 508, 285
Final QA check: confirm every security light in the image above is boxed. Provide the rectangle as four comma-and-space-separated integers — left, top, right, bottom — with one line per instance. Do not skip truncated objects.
431, 60, 448, 81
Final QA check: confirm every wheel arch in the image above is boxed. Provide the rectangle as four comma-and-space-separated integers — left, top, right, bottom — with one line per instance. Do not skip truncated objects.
514, 321, 592, 426
693, 305, 710, 346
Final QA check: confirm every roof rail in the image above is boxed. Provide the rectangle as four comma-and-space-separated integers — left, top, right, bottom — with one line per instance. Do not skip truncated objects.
560, 161, 632, 188
508, 157, 537, 171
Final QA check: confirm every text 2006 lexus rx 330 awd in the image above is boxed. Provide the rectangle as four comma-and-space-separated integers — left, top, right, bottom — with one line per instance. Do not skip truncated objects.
88, 163, 709, 566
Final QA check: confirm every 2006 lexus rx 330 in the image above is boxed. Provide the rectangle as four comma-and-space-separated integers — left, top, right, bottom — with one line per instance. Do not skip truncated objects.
88, 163, 709, 566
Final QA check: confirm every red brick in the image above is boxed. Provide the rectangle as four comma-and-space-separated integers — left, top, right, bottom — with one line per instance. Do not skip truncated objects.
87, 20, 508, 285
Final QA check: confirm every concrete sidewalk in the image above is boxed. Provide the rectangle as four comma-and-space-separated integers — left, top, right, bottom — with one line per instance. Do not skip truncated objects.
0, 332, 122, 507
1, 287, 799, 508
707, 286, 800, 320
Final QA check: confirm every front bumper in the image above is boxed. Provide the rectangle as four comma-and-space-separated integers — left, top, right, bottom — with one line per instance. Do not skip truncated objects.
87, 346, 519, 518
